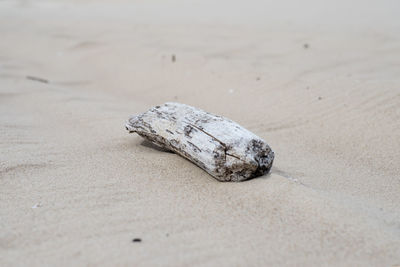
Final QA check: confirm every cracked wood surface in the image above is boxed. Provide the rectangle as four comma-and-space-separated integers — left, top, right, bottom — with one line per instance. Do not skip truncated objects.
126, 103, 274, 181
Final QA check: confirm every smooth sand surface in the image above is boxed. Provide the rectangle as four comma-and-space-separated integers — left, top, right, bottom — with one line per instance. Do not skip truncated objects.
1, 0, 400, 266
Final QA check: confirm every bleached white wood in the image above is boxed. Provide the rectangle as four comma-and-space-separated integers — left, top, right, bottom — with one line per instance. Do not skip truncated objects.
126, 103, 274, 182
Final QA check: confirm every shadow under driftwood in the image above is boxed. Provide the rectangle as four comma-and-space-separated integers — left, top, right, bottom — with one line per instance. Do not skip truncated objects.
140, 140, 174, 153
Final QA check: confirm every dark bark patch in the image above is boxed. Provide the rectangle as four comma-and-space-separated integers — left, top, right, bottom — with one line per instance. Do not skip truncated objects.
187, 141, 202, 152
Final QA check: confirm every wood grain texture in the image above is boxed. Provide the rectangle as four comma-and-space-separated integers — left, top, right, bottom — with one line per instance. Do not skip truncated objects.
126, 103, 274, 181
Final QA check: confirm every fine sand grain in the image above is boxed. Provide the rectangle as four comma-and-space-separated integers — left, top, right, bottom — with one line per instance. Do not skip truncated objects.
1, 0, 400, 266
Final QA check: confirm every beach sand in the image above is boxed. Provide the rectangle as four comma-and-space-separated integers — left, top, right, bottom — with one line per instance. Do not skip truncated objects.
1, 0, 400, 266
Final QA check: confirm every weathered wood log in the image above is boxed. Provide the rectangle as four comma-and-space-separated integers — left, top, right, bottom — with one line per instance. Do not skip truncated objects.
125, 103, 274, 182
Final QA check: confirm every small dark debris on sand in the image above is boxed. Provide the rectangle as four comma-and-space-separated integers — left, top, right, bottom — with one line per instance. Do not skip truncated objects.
132, 238, 142, 243
26, 75, 49, 83
171, 54, 176, 62
318, 96, 322, 100
303, 43, 309, 49
256, 77, 260, 81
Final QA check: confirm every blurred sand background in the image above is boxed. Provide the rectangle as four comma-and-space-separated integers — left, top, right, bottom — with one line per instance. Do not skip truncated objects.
1, 0, 400, 266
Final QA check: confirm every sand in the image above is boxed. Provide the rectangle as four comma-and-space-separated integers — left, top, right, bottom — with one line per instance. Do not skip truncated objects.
1, 0, 400, 266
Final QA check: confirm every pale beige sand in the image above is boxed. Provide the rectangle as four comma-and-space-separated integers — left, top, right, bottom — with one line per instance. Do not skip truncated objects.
1, 0, 400, 266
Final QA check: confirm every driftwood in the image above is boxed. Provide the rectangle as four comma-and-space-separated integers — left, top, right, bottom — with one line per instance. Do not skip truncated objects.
125, 103, 274, 182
